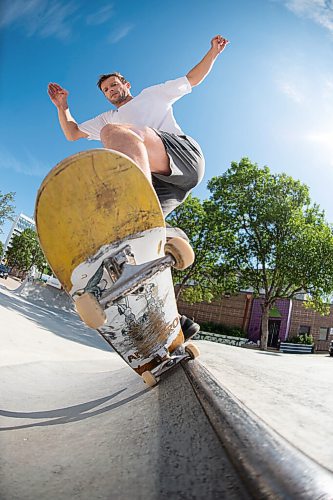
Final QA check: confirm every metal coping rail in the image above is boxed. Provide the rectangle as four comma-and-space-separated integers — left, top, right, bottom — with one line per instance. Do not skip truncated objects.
182, 360, 333, 499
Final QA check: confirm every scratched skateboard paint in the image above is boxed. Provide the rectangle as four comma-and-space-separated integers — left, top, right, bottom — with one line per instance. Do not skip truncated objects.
35, 149, 184, 375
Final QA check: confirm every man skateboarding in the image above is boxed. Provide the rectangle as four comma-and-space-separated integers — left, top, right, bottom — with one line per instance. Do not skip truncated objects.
47, 34, 229, 339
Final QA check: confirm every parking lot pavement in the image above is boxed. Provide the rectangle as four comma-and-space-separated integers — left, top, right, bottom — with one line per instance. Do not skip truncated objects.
198, 341, 333, 472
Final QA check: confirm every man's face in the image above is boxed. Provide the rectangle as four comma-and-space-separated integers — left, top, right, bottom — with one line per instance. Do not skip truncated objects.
100, 76, 131, 107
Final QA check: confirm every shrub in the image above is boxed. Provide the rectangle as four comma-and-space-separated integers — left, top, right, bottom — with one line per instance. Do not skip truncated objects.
199, 321, 246, 338
285, 334, 314, 345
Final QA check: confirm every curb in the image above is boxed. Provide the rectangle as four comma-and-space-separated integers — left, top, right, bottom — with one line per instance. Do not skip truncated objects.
182, 360, 333, 499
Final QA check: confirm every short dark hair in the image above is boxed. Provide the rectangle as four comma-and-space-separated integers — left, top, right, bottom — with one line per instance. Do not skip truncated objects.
97, 72, 129, 90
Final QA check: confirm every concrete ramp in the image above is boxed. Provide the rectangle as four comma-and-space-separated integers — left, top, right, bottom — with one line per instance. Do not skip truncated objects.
15, 280, 74, 311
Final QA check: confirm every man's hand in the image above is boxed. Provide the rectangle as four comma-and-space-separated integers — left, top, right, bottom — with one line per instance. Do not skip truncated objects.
48, 83, 69, 110
211, 35, 230, 56
186, 35, 230, 87
47, 83, 87, 141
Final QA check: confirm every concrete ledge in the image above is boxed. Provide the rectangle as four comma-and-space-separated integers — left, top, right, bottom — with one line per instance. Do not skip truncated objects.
182, 360, 333, 499
194, 331, 248, 347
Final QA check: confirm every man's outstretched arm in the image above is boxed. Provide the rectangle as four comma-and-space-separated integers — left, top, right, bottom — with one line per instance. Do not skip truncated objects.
186, 35, 229, 88
48, 83, 88, 141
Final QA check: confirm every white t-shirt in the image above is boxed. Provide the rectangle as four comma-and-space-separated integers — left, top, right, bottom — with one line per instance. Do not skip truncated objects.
78, 76, 192, 140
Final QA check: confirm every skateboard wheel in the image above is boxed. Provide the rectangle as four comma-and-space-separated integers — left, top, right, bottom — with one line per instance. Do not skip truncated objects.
75, 293, 106, 329
142, 371, 158, 387
164, 237, 195, 270
185, 343, 200, 359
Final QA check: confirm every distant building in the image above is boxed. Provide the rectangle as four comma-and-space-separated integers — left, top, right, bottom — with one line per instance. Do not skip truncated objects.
2, 213, 35, 257
178, 291, 333, 352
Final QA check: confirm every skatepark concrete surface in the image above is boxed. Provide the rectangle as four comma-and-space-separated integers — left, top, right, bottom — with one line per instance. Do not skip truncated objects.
1, 279, 333, 499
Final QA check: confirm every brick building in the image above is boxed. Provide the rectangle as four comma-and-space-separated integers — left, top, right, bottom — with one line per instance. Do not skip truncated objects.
178, 293, 333, 352
289, 299, 333, 352
178, 292, 253, 332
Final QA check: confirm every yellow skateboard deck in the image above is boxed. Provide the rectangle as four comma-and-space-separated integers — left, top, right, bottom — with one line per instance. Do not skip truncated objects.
35, 149, 197, 384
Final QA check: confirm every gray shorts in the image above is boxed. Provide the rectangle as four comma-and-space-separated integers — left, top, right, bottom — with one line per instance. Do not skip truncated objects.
151, 129, 205, 217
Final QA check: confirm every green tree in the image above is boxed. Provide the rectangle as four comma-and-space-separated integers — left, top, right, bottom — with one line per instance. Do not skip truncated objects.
0, 191, 15, 235
0, 240, 3, 258
166, 195, 237, 303
5, 228, 50, 275
208, 158, 333, 350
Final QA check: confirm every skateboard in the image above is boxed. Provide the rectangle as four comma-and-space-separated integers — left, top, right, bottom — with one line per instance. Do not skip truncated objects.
35, 149, 200, 386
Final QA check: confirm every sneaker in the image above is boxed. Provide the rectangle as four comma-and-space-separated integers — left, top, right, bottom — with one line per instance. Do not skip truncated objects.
180, 315, 200, 341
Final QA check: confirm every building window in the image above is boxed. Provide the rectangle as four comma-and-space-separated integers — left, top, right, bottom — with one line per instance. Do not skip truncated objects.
319, 327, 329, 341
299, 325, 311, 335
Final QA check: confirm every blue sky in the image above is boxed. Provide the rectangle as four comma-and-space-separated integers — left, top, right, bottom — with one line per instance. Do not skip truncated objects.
1, 0, 333, 243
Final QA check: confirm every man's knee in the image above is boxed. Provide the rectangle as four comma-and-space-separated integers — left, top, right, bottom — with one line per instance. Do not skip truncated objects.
100, 123, 144, 143
100, 124, 124, 142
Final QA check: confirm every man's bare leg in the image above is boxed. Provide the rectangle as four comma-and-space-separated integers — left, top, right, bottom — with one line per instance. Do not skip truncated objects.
100, 124, 170, 182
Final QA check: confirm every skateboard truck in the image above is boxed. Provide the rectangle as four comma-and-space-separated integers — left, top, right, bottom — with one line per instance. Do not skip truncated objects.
100, 250, 175, 307
104, 245, 136, 283
98, 236, 194, 307
74, 237, 194, 330
142, 343, 201, 387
